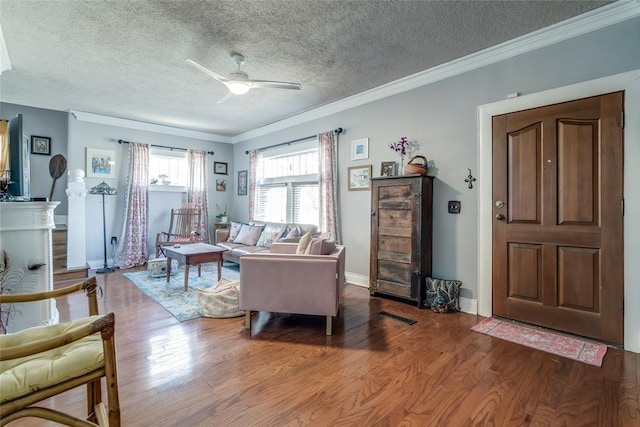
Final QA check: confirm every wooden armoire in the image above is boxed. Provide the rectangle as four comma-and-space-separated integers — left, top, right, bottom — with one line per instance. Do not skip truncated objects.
370, 175, 433, 307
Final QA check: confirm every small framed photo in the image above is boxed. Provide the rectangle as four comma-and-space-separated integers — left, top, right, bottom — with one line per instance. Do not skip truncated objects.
238, 170, 248, 196
214, 161, 228, 175
348, 165, 372, 191
31, 136, 51, 155
86, 148, 116, 179
216, 179, 226, 191
351, 138, 369, 161
381, 161, 397, 177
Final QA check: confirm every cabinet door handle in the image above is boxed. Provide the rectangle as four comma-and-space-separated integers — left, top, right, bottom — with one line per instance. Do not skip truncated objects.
496, 213, 505, 220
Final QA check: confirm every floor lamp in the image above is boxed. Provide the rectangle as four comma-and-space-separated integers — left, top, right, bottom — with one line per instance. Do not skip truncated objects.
89, 181, 117, 274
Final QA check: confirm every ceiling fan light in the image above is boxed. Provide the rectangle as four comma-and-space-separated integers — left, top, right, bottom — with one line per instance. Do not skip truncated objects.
227, 81, 250, 95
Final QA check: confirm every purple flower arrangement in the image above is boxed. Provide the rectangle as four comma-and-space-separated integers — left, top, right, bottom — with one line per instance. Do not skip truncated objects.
389, 137, 409, 156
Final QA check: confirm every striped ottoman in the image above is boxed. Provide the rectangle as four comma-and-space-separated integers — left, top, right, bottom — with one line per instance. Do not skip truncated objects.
148, 257, 179, 278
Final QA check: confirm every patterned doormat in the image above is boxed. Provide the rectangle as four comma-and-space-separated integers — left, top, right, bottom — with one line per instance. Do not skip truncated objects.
471, 317, 607, 367
123, 263, 240, 322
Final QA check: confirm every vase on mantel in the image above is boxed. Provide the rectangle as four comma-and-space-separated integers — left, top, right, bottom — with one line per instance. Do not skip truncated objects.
398, 156, 405, 176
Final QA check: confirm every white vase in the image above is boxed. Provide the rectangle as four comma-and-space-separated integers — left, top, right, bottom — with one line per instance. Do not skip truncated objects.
220, 216, 229, 223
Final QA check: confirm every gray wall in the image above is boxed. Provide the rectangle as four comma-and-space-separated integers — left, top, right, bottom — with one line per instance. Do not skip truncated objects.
67, 118, 231, 264
1, 103, 69, 213
232, 17, 640, 298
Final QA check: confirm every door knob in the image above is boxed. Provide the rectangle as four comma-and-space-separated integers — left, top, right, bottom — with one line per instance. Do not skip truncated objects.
495, 200, 505, 208
496, 213, 505, 220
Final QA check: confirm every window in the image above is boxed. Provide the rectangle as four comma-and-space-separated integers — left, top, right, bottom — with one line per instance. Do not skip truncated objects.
149, 149, 188, 188
255, 141, 319, 226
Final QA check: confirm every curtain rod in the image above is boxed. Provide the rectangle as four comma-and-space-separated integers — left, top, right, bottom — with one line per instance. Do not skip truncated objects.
244, 127, 344, 155
117, 139, 214, 155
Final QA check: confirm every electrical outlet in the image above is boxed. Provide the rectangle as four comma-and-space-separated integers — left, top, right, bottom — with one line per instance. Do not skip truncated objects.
111, 236, 118, 245
448, 201, 461, 214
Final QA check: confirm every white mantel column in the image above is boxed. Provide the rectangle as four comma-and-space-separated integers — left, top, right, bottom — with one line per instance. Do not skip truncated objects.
0, 201, 60, 333
65, 169, 87, 269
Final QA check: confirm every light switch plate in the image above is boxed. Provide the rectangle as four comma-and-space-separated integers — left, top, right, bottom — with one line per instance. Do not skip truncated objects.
448, 201, 461, 214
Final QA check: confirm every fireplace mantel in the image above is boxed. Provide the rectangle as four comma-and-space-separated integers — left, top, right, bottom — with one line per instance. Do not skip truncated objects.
0, 201, 60, 333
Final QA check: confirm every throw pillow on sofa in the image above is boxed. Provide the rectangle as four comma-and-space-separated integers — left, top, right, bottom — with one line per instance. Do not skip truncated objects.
233, 224, 264, 246
296, 231, 312, 254
305, 238, 336, 255
255, 223, 288, 248
285, 225, 302, 239
227, 222, 243, 242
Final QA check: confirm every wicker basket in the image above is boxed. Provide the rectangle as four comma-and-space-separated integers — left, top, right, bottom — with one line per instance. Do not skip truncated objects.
404, 155, 428, 176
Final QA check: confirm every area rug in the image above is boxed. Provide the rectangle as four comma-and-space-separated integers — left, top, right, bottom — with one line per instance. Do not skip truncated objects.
471, 317, 607, 367
123, 263, 240, 322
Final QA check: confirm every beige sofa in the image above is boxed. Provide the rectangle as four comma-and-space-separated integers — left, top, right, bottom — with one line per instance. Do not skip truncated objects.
239, 241, 346, 335
215, 222, 317, 264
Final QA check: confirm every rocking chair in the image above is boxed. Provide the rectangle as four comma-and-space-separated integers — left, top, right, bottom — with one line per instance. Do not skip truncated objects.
155, 204, 203, 257
0, 277, 120, 426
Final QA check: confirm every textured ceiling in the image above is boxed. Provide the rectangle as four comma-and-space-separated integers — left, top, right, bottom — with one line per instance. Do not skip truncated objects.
0, 0, 612, 137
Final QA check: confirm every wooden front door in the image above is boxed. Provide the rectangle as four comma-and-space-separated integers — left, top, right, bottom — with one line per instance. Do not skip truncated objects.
492, 92, 624, 344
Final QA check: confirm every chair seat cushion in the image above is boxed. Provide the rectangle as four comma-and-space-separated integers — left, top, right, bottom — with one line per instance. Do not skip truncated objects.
0, 316, 105, 403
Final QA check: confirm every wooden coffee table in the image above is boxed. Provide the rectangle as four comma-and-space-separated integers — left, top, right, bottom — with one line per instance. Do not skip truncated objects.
163, 243, 228, 291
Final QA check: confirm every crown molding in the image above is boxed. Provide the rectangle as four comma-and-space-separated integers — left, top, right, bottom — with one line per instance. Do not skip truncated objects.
232, 0, 640, 143
70, 110, 232, 143
0, 23, 12, 74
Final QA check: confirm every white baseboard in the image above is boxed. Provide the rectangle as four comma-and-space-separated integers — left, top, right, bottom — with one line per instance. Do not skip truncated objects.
87, 258, 116, 269
346, 272, 369, 288
346, 271, 478, 314
459, 297, 478, 315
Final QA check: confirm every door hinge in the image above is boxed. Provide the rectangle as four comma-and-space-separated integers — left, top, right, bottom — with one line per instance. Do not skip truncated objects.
621, 111, 625, 129
621, 198, 625, 216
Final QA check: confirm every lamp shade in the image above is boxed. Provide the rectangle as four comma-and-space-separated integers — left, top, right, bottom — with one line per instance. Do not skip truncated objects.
89, 181, 117, 195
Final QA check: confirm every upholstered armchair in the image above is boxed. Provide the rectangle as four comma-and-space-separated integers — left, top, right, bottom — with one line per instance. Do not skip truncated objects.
239, 241, 346, 335
0, 277, 120, 426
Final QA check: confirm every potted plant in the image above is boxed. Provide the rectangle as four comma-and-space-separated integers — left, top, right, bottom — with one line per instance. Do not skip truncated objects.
216, 204, 228, 223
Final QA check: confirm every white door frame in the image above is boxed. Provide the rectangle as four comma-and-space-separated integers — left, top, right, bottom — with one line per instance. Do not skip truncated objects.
477, 69, 640, 353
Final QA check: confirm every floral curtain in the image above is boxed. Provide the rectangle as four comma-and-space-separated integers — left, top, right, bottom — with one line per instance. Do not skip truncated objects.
248, 149, 258, 221
318, 130, 342, 244
188, 149, 210, 242
115, 142, 149, 268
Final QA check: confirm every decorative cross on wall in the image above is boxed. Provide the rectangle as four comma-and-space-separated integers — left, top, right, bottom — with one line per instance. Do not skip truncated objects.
465, 168, 476, 189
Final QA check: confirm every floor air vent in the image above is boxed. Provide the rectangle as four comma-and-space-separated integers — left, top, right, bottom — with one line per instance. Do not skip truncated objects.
378, 311, 417, 325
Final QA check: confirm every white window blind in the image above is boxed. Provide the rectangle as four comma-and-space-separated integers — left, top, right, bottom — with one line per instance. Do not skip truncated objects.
149, 149, 188, 187
255, 183, 287, 223
255, 143, 320, 226
293, 183, 319, 225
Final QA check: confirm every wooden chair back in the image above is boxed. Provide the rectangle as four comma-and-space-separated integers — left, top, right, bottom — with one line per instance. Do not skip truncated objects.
155, 203, 203, 257
0, 277, 120, 426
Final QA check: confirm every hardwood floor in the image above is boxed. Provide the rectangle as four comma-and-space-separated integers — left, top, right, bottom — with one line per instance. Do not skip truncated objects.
15, 268, 640, 426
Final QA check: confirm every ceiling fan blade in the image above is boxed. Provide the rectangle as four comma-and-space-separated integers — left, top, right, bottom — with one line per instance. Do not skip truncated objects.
248, 80, 302, 90
185, 59, 228, 83
216, 91, 234, 104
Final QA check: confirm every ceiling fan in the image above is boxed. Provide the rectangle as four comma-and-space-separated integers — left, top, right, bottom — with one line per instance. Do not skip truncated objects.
186, 53, 301, 103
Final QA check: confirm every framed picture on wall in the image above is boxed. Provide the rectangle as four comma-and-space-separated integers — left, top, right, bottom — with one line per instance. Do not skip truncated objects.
350, 138, 369, 160
86, 148, 116, 179
348, 165, 372, 191
216, 179, 226, 191
238, 170, 248, 195
31, 136, 51, 155
214, 161, 228, 175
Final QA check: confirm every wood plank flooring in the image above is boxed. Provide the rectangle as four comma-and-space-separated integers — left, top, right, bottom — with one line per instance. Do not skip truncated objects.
14, 268, 640, 426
